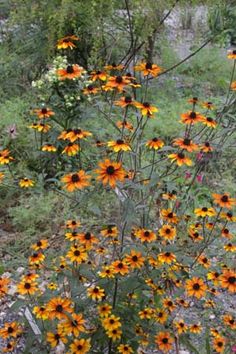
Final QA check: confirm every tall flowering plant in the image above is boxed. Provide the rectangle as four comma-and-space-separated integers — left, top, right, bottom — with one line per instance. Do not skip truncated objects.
0, 37, 236, 354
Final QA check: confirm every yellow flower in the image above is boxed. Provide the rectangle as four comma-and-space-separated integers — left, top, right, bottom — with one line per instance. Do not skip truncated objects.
19, 178, 35, 188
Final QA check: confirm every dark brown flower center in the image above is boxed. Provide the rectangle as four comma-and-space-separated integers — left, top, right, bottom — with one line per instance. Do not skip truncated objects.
162, 338, 168, 344
94, 287, 99, 293
55, 333, 61, 340
144, 231, 150, 237
145, 62, 153, 69
7, 327, 14, 333
56, 305, 63, 312
106, 166, 115, 175
193, 283, 200, 290
66, 65, 74, 74
152, 137, 158, 142
183, 138, 191, 145
116, 139, 124, 145
178, 152, 185, 159
87, 85, 94, 90
143, 102, 150, 108
189, 111, 196, 119
206, 117, 213, 122
84, 232, 91, 240
221, 195, 229, 203
71, 174, 80, 183
116, 76, 123, 83
228, 276, 236, 284
125, 96, 132, 103
41, 108, 48, 114
118, 262, 123, 269
24, 282, 31, 289
132, 256, 138, 262
165, 252, 170, 257
77, 344, 83, 350
74, 129, 82, 134
74, 250, 81, 256
202, 207, 208, 212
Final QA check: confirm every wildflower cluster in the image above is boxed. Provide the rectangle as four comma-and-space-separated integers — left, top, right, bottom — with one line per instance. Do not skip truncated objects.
0, 38, 236, 353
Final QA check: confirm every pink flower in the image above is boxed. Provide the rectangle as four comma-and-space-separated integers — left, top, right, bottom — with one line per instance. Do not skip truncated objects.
196, 152, 203, 161
6, 124, 18, 139
232, 345, 236, 352
196, 174, 203, 183
185, 172, 191, 179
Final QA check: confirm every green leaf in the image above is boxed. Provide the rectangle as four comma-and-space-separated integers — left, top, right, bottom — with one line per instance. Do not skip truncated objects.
180, 335, 200, 354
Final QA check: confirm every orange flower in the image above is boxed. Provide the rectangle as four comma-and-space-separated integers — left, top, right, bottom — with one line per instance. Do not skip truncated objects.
33, 107, 55, 119
180, 111, 204, 124
90, 70, 107, 81
194, 207, 216, 217
87, 286, 105, 301
62, 143, 80, 156
155, 331, 174, 352
160, 209, 179, 224
76, 232, 98, 249
83, 85, 99, 95
57, 35, 79, 49
188, 97, 198, 104
59, 128, 92, 142
60, 313, 85, 336
0, 322, 22, 339
134, 62, 162, 77
158, 252, 176, 264
114, 96, 135, 108
134, 228, 156, 243
146, 137, 164, 150
231, 81, 236, 90
116, 120, 133, 131
0, 149, 14, 165
104, 63, 124, 71
212, 193, 235, 209
19, 178, 35, 188
0, 277, 10, 297
29, 122, 51, 132
168, 152, 192, 166
33, 306, 48, 320
105, 75, 130, 92
107, 139, 131, 152
125, 250, 145, 269
201, 116, 217, 128
57, 64, 85, 80
159, 224, 176, 240
46, 297, 73, 320
102, 315, 121, 331
189, 323, 202, 334
69, 338, 91, 353
117, 344, 134, 354
185, 277, 207, 298
227, 49, 236, 59
61, 170, 91, 192
46, 330, 68, 348
67, 245, 88, 263
213, 336, 226, 353
112, 259, 129, 275
134, 101, 158, 116
220, 269, 236, 293
200, 142, 213, 153
31, 239, 48, 251
96, 159, 126, 188
42, 144, 57, 152
201, 101, 215, 110
173, 138, 198, 152
101, 225, 118, 238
